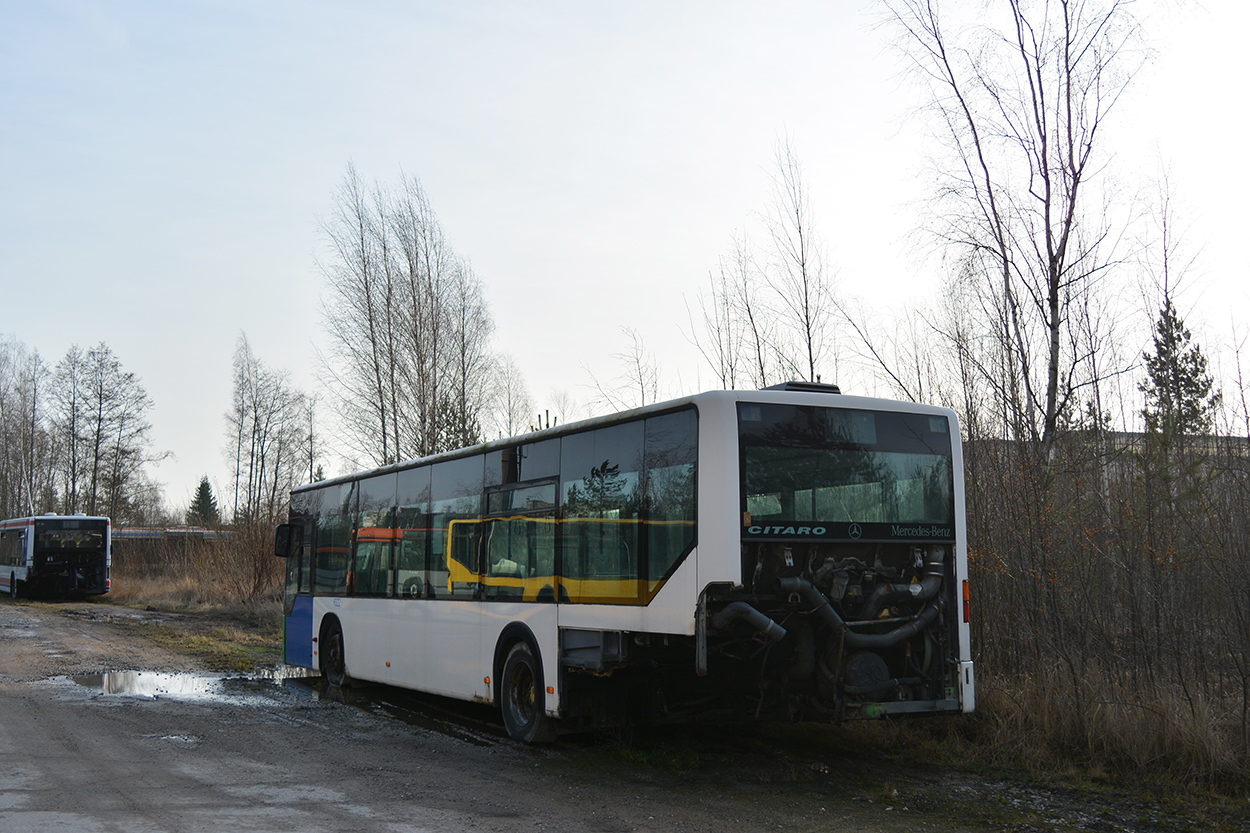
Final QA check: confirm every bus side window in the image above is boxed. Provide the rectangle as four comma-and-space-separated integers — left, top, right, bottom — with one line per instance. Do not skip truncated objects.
431, 456, 484, 600
355, 473, 398, 599
397, 465, 432, 600
644, 409, 698, 584
314, 483, 355, 596
397, 530, 428, 599
560, 421, 644, 603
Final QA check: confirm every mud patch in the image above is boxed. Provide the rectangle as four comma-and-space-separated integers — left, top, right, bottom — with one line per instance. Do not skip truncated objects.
287, 678, 507, 747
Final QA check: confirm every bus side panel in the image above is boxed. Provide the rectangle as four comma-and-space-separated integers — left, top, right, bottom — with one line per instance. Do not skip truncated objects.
379, 599, 429, 689
694, 395, 742, 588
339, 598, 396, 685
418, 601, 486, 701
284, 595, 315, 668
349, 599, 485, 702
480, 602, 559, 713
556, 551, 700, 637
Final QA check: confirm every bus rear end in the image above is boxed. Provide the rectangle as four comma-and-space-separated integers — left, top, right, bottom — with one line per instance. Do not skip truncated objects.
30, 515, 111, 598
698, 393, 974, 721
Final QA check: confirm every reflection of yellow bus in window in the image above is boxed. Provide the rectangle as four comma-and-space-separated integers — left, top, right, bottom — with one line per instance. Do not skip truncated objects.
443, 516, 697, 605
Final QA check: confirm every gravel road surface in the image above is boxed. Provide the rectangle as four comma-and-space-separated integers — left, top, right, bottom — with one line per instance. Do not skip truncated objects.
0, 599, 1244, 833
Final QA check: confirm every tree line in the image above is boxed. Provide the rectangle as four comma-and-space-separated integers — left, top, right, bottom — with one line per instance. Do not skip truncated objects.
0, 337, 161, 524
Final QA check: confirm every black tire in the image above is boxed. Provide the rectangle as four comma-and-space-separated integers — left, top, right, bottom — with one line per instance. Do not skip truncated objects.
8, 573, 16, 600
402, 576, 424, 599
321, 620, 351, 688
500, 640, 556, 743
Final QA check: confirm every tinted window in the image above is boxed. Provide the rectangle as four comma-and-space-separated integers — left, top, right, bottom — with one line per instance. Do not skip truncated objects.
396, 466, 431, 599
354, 473, 396, 598
561, 421, 644, 603
431, 456, 483, 599
739, 404, 954, 542
314, 483, 356, 595
0, 530, 25, 568
35, 520, 108, 551
644, 410, 697, 582
288, 490, 319, 598
484, 438, 561, 488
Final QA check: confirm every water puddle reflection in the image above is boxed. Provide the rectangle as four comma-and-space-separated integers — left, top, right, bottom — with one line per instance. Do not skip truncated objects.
65, 667, 504, 745
70, 666, 319, 704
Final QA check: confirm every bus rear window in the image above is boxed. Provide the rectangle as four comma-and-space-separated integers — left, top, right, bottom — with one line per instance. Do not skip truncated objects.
36, 522, 107, 551
739, 403, 955, 542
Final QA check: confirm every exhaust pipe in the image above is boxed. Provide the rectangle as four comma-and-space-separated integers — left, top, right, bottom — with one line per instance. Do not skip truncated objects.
710, 601, 788, 642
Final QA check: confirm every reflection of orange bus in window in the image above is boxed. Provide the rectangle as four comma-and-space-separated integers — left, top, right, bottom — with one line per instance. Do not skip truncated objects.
275, 386, 974, 743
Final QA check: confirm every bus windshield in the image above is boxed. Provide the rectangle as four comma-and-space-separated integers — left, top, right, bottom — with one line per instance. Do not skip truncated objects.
739, 402, 955, 542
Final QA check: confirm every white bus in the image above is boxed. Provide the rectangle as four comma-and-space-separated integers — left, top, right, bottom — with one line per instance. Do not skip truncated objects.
1, 514, 112, 598
274, 384, 975, 742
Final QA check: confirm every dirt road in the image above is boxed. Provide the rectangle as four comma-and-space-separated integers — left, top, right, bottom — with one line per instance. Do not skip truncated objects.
0, 600, 1242, 832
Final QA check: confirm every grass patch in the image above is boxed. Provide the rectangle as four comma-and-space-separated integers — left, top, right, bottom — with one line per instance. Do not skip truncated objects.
105, 613, 284, 673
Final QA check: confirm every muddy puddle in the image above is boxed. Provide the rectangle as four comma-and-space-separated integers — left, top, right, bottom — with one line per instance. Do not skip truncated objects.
63, 667, 508, 746
66, 667, 318, 704
313, 681, 506, 746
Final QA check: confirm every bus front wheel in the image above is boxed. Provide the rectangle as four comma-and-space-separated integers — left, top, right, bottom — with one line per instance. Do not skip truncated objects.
500, 641, 556, 744
321, 621, 351, 688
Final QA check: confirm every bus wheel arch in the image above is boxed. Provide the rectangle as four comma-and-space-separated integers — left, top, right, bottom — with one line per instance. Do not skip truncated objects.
495, 627, 556, 744
319, 615, 351, 688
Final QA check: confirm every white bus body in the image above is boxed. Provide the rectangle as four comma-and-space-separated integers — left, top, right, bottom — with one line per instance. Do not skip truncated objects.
276, 387, 974, 741
0, 514, 112, 598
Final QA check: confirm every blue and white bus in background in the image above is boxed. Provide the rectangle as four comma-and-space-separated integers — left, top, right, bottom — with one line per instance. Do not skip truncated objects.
1, 514, 111, 598
274, 384, 975, 742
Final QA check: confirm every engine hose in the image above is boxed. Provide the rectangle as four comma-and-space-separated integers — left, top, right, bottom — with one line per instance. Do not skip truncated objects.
788, 618, 815, 681
859, 574, 942, 621
777, 576, 941, 650
859, 548, 947, 620
710, 601, 788, 642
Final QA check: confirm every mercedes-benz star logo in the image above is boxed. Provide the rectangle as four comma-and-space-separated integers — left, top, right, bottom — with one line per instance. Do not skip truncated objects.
848, 523, 862, 539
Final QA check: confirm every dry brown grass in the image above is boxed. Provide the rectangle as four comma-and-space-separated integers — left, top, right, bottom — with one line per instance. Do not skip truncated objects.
107, 573, 223, 611
109, 521, 283, 614
963, 669, 1249, 793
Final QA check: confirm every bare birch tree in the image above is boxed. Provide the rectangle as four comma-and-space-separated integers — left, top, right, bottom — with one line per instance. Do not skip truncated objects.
884, 0, 1142, 459
320, 166, 501, 465
49, 342, 158, 521
0, 338, 52, 518
764, 139, 836, 383
691, 138, 836, 389
589, 327, 663, 412
225, 334, 312, 525
491, 356, 534, 439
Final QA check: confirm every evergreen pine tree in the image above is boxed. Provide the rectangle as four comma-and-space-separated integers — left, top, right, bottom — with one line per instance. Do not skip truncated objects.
186, 476, 220, 527
1140, 298, 1219, 439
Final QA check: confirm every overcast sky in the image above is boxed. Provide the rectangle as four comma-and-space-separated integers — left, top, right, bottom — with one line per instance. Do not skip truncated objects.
2, 1, 1246, 512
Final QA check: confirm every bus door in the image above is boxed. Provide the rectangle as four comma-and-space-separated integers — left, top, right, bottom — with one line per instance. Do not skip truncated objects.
276, 518, 314, 668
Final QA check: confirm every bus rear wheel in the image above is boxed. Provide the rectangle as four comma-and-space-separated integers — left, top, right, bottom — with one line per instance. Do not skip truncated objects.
321, 621, 351, 688
8, 573, 15, 599
500, 641, 556, 744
